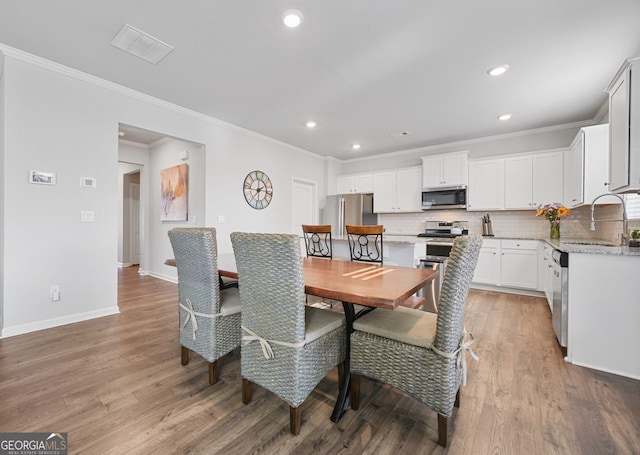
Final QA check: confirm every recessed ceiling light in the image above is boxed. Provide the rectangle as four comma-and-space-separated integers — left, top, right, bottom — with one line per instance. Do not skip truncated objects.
487, 65, 509, 77
498, 113, 512, 121
118, 131, 125, 137
306, 121, 317, 128
352, 144, 361, 150
282, 10, 303, 28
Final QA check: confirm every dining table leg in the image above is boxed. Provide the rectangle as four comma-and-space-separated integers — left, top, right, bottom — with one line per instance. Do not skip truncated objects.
331, 302, 375, 422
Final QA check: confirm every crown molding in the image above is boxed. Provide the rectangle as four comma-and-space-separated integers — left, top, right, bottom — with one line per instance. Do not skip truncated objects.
338, 119, 594, 164
0, 43, 325, 160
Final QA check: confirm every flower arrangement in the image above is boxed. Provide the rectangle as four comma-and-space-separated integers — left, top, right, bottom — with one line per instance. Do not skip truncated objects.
536, 203, 571, 239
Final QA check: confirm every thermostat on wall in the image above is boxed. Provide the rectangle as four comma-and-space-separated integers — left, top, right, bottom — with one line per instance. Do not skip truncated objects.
80, 177, 97, 188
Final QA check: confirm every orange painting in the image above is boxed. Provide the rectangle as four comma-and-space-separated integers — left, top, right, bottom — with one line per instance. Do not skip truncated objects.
161, 163, 188, 221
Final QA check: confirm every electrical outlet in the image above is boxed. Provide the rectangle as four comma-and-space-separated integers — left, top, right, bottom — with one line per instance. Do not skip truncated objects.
50, 285, 60, 301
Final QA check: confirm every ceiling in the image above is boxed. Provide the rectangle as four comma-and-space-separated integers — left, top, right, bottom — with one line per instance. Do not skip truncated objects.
1, 1, 640, 160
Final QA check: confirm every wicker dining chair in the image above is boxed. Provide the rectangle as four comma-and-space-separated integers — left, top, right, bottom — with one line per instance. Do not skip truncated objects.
345, 224, 425, 309
168, 227, 241, 385
349, 234, 482, 447
230, 232, 346, 435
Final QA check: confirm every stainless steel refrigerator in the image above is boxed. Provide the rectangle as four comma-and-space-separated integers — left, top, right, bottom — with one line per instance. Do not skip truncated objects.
323, 194, 378, 237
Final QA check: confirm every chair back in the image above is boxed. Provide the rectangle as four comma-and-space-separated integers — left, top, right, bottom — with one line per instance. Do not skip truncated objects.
168, 228, 222, 345
434, 235, 483, 353
230, 232, 306, 345
302, 224, 333, 259
346, 224, 384, 264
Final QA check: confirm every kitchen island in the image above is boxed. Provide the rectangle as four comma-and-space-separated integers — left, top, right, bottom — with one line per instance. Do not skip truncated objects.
549, 241, 640, 380
331, 234, 425, 267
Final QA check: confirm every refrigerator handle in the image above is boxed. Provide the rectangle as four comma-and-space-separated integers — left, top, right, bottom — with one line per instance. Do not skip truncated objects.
339, 197, 345, 237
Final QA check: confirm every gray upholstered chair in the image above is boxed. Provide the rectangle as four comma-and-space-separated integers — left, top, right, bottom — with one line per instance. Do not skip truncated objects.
230, 232, 346, 435
349, 234, 482, 447
168, 227, 241, 385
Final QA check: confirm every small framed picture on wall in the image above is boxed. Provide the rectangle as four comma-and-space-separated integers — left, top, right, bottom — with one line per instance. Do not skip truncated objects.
29, 170, 57, 185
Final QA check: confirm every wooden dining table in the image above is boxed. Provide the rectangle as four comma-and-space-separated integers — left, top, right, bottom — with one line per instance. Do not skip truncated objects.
166, 253, 438, 421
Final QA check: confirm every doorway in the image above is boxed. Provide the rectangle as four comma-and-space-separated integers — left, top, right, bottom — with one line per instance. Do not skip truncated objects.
291, 178, 318, 234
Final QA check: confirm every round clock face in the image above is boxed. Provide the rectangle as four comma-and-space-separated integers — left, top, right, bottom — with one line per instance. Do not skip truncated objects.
243, 170, 273, 209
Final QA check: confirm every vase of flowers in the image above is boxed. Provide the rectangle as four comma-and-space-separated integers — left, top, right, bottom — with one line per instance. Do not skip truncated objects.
536, 203, 571, 240
630, 229, 640, 248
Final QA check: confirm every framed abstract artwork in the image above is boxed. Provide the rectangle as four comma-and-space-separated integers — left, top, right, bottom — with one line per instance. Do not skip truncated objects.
161, 163, 188, 221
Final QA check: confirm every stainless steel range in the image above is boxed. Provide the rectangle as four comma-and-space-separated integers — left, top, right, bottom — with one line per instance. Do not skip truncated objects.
417, 221, 469, 312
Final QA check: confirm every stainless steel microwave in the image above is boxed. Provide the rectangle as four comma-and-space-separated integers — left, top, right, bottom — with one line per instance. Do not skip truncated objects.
421, 186, 467, 210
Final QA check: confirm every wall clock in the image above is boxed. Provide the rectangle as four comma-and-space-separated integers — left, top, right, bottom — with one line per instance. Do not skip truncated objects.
243, 170, 273, 210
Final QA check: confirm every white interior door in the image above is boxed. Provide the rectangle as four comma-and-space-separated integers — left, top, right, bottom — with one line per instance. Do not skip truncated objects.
291, 178, 317, 236
129, 183, 140, 265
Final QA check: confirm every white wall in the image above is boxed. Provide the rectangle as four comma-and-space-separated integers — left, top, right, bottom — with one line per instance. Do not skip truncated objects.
148, 138, 206, 282
0, 53, 5, 330
0, 49, 326, 336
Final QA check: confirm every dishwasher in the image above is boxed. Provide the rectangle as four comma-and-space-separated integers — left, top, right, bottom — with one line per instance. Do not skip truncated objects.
417, 255, 447, 313
551, 248, 569, 353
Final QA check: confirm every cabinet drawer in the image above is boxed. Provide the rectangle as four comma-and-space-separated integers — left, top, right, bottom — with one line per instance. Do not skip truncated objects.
481, 238, 501, 249
501, 239, 538, 250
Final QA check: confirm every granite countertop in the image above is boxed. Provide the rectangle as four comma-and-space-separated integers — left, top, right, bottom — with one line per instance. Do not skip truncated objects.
483, 235, 640, 257
333, 234, 424, 245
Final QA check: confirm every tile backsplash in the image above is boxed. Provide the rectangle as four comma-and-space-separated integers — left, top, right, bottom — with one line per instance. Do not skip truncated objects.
379, 204, 640, 243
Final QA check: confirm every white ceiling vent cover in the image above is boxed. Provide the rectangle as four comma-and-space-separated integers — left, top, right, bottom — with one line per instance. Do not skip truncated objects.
110, 24, 174, 64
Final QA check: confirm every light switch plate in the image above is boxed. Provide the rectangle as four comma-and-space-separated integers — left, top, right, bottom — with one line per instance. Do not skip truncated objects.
80, 177, 96, 188
80, 210, 95, 222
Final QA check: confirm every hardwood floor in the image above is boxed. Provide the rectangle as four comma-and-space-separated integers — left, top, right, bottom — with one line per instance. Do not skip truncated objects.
1, 267, 638, 454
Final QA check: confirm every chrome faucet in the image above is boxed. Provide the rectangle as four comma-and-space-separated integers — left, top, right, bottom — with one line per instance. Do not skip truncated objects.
590, 193, 628, 246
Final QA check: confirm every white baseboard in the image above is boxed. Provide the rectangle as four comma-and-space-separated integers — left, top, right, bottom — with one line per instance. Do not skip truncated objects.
0, 306, 120, 338
148, 271, 178, 284
470, 283, 545, 298
117, 262, 132, 268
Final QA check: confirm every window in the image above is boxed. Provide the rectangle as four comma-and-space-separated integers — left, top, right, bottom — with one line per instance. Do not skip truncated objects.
624, 193, 640, 219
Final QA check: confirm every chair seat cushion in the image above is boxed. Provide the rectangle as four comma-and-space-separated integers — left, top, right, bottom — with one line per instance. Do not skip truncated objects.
220, 288, 241, 315
305, 307, 345, 343
353, 306, 437, 348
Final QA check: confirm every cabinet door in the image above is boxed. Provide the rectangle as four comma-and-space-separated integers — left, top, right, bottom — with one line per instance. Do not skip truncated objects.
442, 153, 467, 186
353, 174, 373, 193
395, 168, 422, 211
564, 132, 584, 207
422, 156, 443, 188
336, 176, 353, 194
468, 159, 504, 210
372, 172, 396, 212
504, 155, 533, 209
473, 244, 500, 285
533, 152, 564, 208
609, 70, 630, 191
501, 248, 538, 290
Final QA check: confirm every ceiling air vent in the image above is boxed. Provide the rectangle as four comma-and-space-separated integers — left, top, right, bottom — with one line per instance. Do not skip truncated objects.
110, 24, 174, 64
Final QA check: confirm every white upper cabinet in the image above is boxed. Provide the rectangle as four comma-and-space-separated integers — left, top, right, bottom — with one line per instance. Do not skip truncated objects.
532, 152, 564, 208
606, 58, 640, 192
467, 158, 504, 210
564, 124, 609, 208
504, 155, 534, 209
336, 173, 373, 194
421, 152, 468, 188
504, 152, 563, 210
372, 167, 422, 213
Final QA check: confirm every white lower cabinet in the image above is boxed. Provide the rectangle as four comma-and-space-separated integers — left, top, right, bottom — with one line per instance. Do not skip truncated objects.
472, 239, 501, 285
500, 240, 539, 290
472, 239, 539, 291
